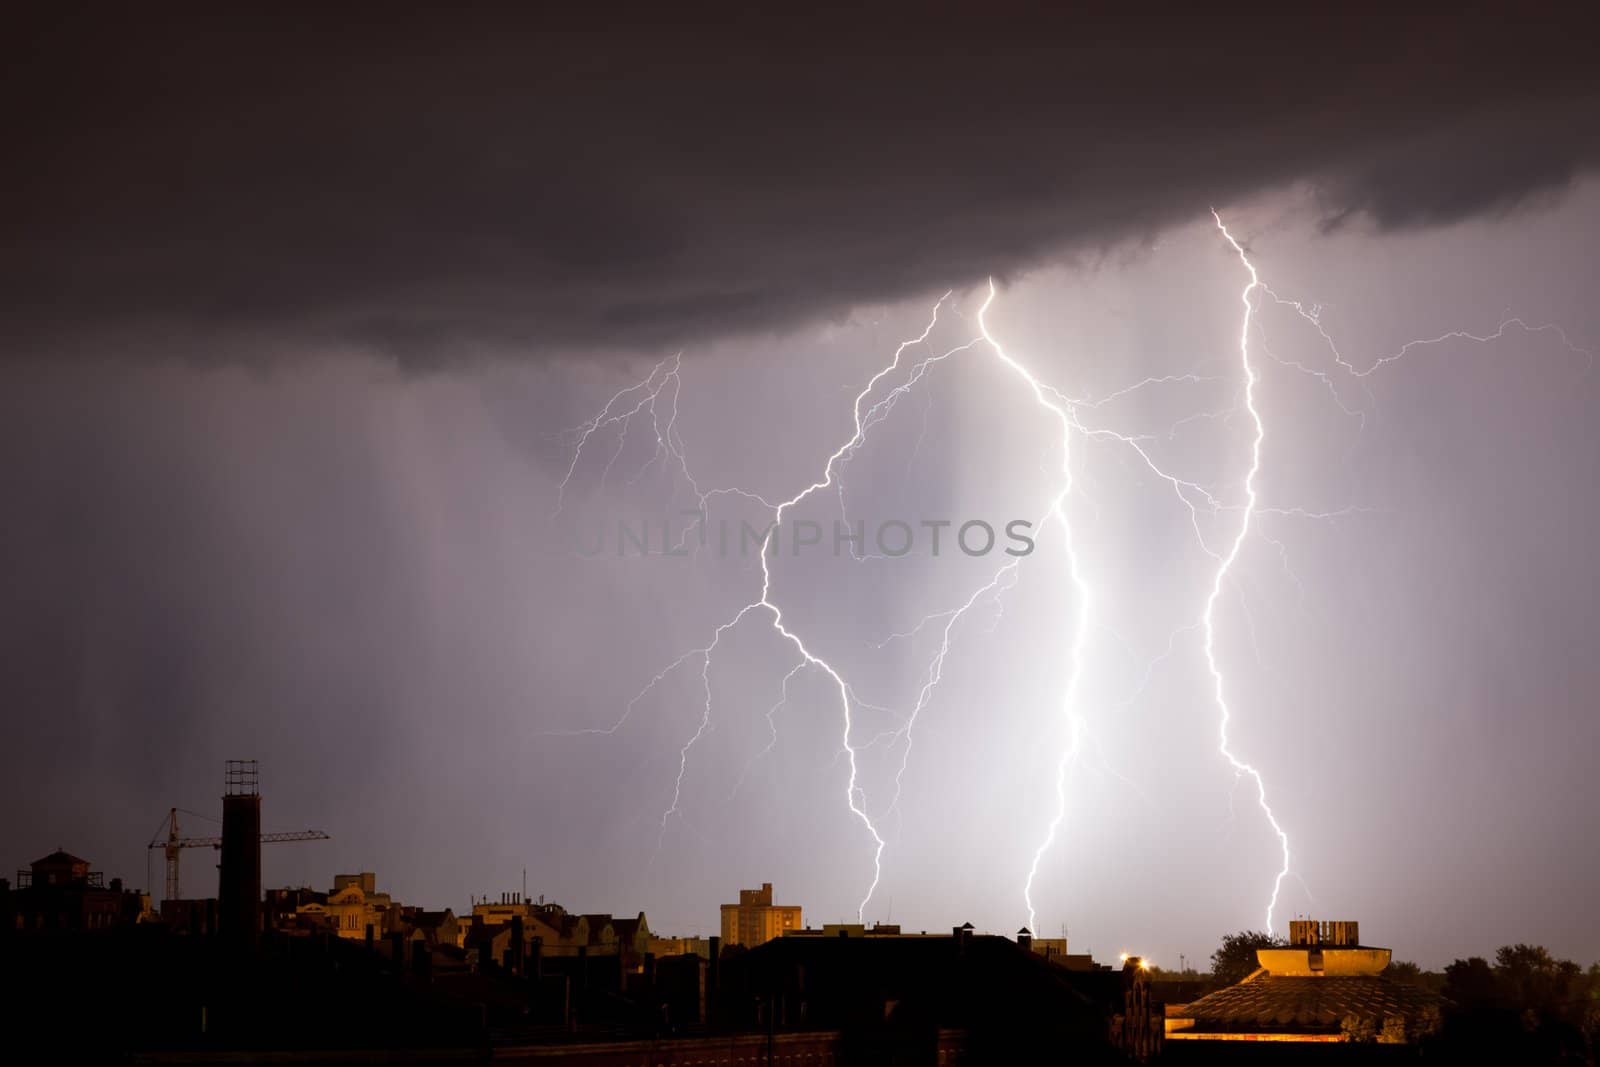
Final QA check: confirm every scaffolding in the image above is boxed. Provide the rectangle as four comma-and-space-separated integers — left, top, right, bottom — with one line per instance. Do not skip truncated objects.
224, 759, 259, 796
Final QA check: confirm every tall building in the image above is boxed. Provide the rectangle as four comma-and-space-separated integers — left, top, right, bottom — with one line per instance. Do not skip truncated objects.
218, 760, 261, 950
719, 882, 801, 948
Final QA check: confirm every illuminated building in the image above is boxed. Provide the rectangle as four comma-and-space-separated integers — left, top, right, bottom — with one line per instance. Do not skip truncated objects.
719, 882, 801, 948
1165, 919, 1443, 1046
296, 871, 397, 938
1015, 927, 1105, 971
466, 892, 653, 965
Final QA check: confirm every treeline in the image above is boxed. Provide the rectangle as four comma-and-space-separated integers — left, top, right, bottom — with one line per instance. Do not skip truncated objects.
1389, 945, 1598, 1061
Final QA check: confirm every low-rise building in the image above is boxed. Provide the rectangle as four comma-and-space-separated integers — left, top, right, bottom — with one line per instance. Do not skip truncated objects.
720, 924, 1120, 1059
786, 922, 948, 940
1015, 927, 1107, 971
296, 872, 398, 938
463, 893, 653, 967
648, 934, 714, 960
400, 907, 461, 949
265, 886, 326, 933
1165, 919, 1443, 1046
3, 850, 151, 931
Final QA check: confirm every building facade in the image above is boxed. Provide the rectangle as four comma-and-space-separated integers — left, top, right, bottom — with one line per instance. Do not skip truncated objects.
719, 883, 801, 948
463, 893, 653, 967
1166, 918, 1443, 1046
399, 907, 460, 948
296, 872, 397, 938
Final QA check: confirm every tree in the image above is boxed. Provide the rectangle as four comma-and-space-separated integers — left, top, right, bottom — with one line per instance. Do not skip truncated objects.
1494, 944, 1581, 1014
1443, 956, 1500, 1008
1383, 959, 1422, 984
1210, 930, 1284, 985
1431, 949, 1593, 1063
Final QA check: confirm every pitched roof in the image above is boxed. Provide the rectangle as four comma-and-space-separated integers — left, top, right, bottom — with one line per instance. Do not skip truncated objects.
551, 913, 588, 939
1175, 974, 1442, 1031
464, 922, 511, 949
32, 849, 89, 867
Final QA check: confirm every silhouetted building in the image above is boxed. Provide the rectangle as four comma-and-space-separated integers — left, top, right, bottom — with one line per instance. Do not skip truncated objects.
990, 926, 1110, 975
464, 894, 653, 967
3, 850, 150, 931
609, 913, 651, 968
716, 925, 1120, 1061
647, 933, 714, 959
159, 896, 219, 934
719, 882, 801, 948
465, 920, 519, 971
217, 760, 261, 950
785, 922, 938, 939
1166, 919, 1443, 1047
400, 907, 461, 949
264, 886, 326, 933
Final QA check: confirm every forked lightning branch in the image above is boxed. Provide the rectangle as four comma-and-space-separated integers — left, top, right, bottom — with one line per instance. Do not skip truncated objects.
548, 211, 1592, 935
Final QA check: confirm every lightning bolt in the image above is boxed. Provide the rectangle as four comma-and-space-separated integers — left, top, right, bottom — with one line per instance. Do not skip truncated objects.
726, 659, 810, 802
887, 559, 1021, 821
553, 353, 702, 519
963, 282, 1095, 934
549, 206, 1590, 944
742, 304, 984, 919
551, 268, 1280, 933
557, 298, 977, 920
1209, 210, 1291, 931
1263, 288, 1594, 383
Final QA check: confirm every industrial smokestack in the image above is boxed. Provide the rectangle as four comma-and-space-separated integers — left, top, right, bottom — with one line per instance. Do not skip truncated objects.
218, 760, 261, 951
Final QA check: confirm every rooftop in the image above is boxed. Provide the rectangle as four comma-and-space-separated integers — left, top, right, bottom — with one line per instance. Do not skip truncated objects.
1174, 974, 1440, 1032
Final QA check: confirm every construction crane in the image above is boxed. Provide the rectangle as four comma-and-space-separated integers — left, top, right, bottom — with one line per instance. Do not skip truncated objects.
148, 807, 330, 901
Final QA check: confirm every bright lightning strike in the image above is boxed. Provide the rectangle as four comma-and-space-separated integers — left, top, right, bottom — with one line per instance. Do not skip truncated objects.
965, 281, 1095, 934
742, 306, 974, 919
549, 206, 1590, 945
1209, 210, 1291, 931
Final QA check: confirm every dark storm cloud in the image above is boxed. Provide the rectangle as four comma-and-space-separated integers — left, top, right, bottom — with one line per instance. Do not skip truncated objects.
4, 4, 1598, 362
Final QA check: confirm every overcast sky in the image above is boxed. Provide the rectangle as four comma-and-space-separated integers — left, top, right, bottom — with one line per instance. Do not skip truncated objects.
3, 6, 1598, 969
